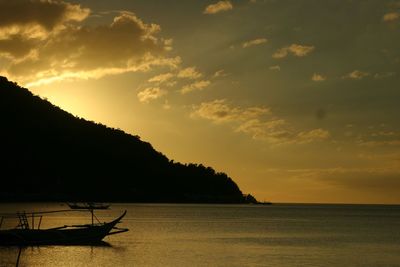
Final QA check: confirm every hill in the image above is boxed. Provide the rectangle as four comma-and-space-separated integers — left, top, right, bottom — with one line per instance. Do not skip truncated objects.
0, 76, 256, 203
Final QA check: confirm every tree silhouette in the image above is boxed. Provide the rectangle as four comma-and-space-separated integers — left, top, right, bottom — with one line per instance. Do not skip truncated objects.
0, 76, 255, 203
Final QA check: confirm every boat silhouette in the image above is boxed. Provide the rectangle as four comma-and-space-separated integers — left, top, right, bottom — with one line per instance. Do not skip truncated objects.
0, 209, 128, 246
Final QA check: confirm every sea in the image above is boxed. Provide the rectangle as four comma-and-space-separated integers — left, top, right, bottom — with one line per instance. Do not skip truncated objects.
0, 203, 399, 267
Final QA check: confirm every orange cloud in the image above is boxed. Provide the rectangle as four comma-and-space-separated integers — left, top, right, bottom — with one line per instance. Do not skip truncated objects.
181, 80, 210, 94
204, 1, 233, 15
137, 87, 167, 103
191, 99, 329, 144
311, 73, 326, 82
148, 73, 174, 83
343, 70, 369, 80
0, 0, 89, 39
178, 67, 203, 79
273, 44, 315, 58
383, 12, 400, 22
242, 38, 267, 48
0, 8, 178, 86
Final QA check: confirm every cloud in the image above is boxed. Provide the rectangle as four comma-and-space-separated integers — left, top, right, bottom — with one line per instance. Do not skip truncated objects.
177, 67, 202, 79
242, 38, 267, 48
343, 70, 369, 80
269, 65, 281, 71
355, 129, 400, 147
191, 99, 270, 123
374, 72, 395, 79
139, 65, 207, 97
296, 128, 330, 144
311, 73, 326, 82
272, 49, 288, 59
370, 131, 396, 137
191, 99, 329, 144
181, 80, 210, 94
0, 2, 178, 86
358, 140, 400, 147
23, 55, 181, 88
148, 73, 174, 83
383, 12, 400, 22
273, 44, 315, 59
213, 69, 228, 78
242, 121, 330, 145
0, 0, 90, 39
137, 87, 166, 103
0, 35, 39, 59
235, 118, 292, 143
288, 44, 315, 56
203, 1, 233, 15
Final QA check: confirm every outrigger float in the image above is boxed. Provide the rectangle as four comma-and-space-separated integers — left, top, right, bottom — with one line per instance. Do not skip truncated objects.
0, 208, 128, 246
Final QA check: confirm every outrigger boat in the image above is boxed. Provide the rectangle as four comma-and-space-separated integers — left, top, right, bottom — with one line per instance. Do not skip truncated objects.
67, 202, 110, 210
0, 209, 128, 246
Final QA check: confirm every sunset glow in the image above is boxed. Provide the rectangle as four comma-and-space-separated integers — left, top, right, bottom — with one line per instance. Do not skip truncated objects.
1, 0, 399, 204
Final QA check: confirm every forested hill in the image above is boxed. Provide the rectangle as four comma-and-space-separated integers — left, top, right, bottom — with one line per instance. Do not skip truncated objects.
0, 76, 256, 203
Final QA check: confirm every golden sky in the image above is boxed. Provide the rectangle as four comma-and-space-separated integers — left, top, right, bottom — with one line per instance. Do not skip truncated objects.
1, 0, 400, 204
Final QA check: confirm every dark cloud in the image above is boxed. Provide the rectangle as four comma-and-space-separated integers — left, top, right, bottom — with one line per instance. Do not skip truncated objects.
0, 0, 89, 31
0, 35, 38, 58
23, 13, 164, 70
0, 2, 177, 85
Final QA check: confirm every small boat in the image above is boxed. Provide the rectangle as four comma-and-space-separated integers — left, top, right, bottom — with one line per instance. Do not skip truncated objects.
0, 210, 128, 246
67, 202, 110, 210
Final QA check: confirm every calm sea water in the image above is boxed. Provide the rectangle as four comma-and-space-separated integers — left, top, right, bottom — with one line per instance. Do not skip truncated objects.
0, 203, 399, 267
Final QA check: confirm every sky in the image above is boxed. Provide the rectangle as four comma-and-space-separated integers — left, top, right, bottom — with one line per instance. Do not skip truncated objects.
1, 0, 400, 204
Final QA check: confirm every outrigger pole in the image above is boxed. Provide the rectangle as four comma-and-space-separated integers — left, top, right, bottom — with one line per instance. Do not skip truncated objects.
0, 209, 102, 230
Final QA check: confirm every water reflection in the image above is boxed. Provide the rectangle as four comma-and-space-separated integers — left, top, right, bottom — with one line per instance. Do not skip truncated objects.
1, 203, 400, 267
20, 245, 119, 267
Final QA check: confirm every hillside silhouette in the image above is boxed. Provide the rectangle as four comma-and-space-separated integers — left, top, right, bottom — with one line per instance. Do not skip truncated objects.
0, 76, 256, 203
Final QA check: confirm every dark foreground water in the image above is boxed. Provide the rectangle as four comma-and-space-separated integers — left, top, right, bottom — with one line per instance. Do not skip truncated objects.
0, 203, 399, 267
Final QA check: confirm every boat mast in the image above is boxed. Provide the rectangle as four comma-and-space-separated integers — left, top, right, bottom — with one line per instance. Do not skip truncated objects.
90, 208, 94, 225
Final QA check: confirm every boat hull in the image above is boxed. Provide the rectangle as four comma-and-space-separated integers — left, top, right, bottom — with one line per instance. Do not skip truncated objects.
0, 211, 127, 246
